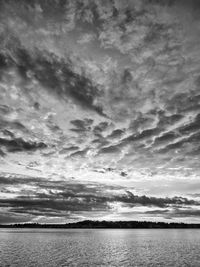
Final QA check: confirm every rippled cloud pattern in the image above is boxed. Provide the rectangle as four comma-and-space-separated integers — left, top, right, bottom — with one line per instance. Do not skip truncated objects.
1, 0, 200, 223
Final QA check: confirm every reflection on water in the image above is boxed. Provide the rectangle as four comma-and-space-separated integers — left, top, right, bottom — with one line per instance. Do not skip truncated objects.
0, 229, 200, 266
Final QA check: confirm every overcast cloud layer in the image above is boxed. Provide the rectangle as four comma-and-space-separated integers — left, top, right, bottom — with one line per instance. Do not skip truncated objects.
1, 0, 200, 223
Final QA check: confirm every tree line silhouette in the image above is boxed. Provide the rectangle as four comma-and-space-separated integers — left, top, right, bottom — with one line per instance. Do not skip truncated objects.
1, 220, 200, 228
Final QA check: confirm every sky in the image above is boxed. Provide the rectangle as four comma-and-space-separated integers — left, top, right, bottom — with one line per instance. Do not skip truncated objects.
0, 0, 200, 224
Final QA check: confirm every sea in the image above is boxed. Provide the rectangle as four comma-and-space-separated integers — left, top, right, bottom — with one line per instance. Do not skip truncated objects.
0, 229, 200, 266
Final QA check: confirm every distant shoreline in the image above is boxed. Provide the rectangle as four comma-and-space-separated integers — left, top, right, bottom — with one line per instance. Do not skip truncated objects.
1, 220, 200, 229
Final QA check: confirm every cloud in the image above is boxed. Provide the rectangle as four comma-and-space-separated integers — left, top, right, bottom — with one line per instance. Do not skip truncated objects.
144, 208, 200, 219
0, 173, 199, 222
119, 191, 199, 208
0, 137, 47, 152
1, 0, 200, 222
0, 178, 113, 219
99, 145, 120, 154
154, 131, 179, 144
70, 119, 93, 132
59, 146, 79, 155
10, 48, 106, 116
179, 114, 200, 134
77, 33, 96, 44
107, 129, 124, 139
0, 211, 33, 224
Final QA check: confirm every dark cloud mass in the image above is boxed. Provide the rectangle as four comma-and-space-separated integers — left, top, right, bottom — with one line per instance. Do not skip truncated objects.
1, 0, 200, 223
0, 173, 199, 223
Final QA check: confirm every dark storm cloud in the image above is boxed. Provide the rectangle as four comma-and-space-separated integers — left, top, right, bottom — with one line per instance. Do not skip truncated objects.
156, 130, 200, 154
0, 173, 47, 185
120, 171, 127, 177
118, 191, 199, 208
93, 122, 109, 135
0, 195, 109, 214
156, 140, 185, 154
1, 190, 199, 219
109, 126, 161, 151
1, 173, 199, 220
171, 209, 200, 218
0, 137, 47, 152
0, 119, 44, 153
179, 114, 200, 134
99, 145, 120, 154
1, 47, 105, 116
130, 128, 161, 142
0, 119, 29, 134
0, 212, 33, 224
0, 179, 113, 217
70, 119, 93, 132
107, 129, 124, 139
154, 131, 178, 144
19, 50, 104, 116
70, 119, 93, 128
98, 125, 161, 155
145, 208, 200, 219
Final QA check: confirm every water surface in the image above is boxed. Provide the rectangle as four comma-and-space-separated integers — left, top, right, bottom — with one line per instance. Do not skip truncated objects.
0, 229, 200, 266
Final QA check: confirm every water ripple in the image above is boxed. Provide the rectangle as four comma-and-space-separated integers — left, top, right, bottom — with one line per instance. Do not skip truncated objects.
0, 229, 200, 266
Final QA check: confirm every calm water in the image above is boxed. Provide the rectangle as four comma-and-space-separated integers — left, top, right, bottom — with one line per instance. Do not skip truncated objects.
0, 229, 200, 267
